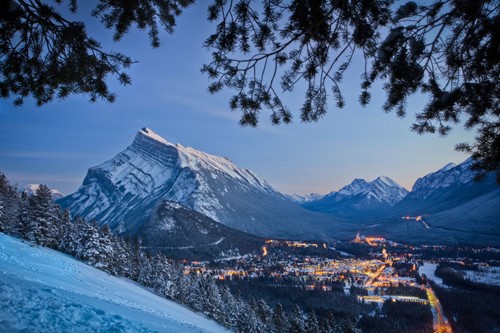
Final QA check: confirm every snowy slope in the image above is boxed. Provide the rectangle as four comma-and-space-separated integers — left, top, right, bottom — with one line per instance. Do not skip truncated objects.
303, 176, 408, 219
59, 128, 335, 240
395, 157, 500, 215
0, 233, 228, 333
407, 158, 475, 200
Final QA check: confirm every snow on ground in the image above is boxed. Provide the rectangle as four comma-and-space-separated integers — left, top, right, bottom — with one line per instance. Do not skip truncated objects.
0, 233, 229, 333
464, 267, 500, 286
419, 262, 445, 286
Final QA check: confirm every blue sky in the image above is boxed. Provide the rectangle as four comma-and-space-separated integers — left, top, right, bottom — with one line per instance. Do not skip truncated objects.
0, 3, 473, 195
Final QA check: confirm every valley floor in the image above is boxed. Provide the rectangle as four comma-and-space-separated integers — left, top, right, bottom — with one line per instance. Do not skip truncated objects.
0, 233, 228, 333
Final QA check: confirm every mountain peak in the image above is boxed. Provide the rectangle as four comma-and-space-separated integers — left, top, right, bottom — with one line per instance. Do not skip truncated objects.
411, 158, 478, 196
437, 162, 457, 173
137, 127, 175, 147
24, 184, 63, 200
60, 128, 330, 239
338, 178, 368, 196
337, 176, 408, 205
374, 176, 399, 187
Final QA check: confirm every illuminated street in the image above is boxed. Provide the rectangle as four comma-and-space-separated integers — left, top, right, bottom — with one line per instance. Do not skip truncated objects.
426, 287, 452, 333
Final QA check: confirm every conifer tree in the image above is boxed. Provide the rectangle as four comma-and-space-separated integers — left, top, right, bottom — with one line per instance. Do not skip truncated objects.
0, 173, 20, 234
272, 303, 290, 333
16, 191, 31, 238
26, 184, 60, 247
76, 220, 115, 272
137, 252, 155, 287
150, 253, 178, 299
255, 298, 273, 331
129, 237, 145, 281
111, 236, 134, 277
202, 0, 499, 181
306, 309, 320, 333
290, 305, 306, 333
57, 208, 72, 251
199, 277, 226, 323
65, 215, 85, 256
235, 297, 261, 333
2, 1, 498, 178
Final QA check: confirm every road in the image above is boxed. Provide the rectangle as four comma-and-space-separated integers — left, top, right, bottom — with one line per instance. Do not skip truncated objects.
426, 287, 452, 333
402, 215, 431, 229
365, 264, 387, 287
416, 216, 431, 229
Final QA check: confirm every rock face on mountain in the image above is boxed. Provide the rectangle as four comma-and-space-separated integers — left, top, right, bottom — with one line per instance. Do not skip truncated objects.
394, 158, 499, 215
59, 128, 335, 240
303, 176, 408, 219
357, 159, 500, 246
140, 201, 264, 260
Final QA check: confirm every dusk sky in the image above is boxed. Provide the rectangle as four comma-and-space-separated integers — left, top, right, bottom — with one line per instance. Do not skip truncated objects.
0, 2, 474, 196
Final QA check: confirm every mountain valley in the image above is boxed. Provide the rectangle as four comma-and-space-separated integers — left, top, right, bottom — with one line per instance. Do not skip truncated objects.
57, 128, 500, 247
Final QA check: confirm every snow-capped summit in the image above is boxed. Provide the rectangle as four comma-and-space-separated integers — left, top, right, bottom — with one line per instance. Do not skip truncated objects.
395, 158, 500, 220
303, 176, 408, 219
59, 128, 334, 240
337, 178, 368, 196
23, 184, 63, 200
139, 127, 175, 146
410, 158, 475, 199
437, 162, 457, 173
287, 193, 324, 204
335, 176, 408, 206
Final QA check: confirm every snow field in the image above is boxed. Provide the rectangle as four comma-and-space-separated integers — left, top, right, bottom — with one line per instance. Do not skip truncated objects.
0, 233, 229, 333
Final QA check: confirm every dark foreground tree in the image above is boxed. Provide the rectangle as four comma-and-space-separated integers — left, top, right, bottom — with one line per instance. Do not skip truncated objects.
0, 0, 194, 105
202, 0, 499, 182
1, 0, 499, 181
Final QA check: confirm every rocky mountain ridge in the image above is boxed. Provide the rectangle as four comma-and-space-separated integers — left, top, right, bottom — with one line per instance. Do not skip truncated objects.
59, 128, 335, 240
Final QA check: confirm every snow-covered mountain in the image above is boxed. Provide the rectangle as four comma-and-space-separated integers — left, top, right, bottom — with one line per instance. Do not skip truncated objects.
59, 128, 335, 240
360, 159, 500, 246
335, 176, 408, 205
287, 193, 324, 204
395, 158, 500, 215
302, 176, 408, 219
23, 184, 63, 200
406, 158, 475, 200
0, 233, 228, 333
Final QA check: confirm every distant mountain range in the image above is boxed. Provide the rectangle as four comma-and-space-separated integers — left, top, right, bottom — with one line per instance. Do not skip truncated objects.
59, 128, 500, 248
289, 158, 499, 246
286, 193, 324, 204
302, 176, 409, 219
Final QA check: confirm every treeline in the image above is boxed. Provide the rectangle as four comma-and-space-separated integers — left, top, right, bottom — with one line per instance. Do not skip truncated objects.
0, 174, 358, 332
435, 265, 500, 295
433, 264, 500, 333
418, 246, 500, 261
224, 278, 371, 317
358, 300, 433, 333
434, 284, 500, 333
375, 284, 427, 299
